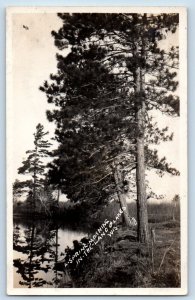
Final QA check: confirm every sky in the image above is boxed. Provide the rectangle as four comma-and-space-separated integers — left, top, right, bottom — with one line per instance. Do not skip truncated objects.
10, 12, 180, 202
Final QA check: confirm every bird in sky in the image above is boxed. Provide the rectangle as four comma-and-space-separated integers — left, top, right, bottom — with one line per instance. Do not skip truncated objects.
23, 25, 29, 30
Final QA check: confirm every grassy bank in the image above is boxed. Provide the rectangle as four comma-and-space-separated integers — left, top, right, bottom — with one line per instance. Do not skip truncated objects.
56, 201, 180, 288
59, 219, 180, 288
14, 199, 180, 287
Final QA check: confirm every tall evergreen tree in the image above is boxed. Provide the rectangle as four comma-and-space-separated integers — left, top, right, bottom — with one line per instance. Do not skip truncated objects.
41, 13, 179, 242
18, 123, 52, 211
42, 60, 136, 226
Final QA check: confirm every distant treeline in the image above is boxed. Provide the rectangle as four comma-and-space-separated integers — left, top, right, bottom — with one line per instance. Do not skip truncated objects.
13, 199, 180, 226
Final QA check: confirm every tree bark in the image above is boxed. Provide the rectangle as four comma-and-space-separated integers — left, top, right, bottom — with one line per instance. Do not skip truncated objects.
135, 65, 149, 244
112, 164, 132, 227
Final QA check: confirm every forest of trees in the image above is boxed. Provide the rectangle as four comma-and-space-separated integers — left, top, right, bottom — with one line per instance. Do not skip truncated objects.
13, 13, 180, 245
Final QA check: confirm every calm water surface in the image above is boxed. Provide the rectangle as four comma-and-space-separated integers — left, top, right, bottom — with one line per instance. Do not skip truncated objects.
13, 218, 88, 288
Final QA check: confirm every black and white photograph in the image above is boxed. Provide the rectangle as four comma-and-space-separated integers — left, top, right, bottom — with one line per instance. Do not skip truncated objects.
6, 6, 187, 295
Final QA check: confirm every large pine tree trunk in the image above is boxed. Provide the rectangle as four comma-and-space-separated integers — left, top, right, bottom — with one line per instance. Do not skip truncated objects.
135, 65, 149, 243
113, 164, 132, 227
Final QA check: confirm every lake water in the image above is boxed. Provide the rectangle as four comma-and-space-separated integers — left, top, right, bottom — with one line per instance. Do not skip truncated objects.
13, 218, 88, 288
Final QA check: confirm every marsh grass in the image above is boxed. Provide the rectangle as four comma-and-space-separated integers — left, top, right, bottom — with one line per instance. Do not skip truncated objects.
59, 201, 180, 288
99, 201, 180, 223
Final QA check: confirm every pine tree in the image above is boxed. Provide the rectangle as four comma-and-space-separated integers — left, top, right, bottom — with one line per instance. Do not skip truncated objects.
18, 123, 52, 211
41, 55, 138, 226
41, 51, 178, 228
41, 13, 180, 242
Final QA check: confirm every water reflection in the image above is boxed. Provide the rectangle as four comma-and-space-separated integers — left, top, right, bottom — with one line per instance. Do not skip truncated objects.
13, 219, 87, 288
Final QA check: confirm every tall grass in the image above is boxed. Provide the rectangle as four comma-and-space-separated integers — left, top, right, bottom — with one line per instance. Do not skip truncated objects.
99, 201, 180, 224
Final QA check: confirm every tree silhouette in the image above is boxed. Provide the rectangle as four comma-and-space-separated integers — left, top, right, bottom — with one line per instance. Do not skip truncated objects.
18, 123, 52, 212
41, 13, 180, 242
13, 221, 64, 288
